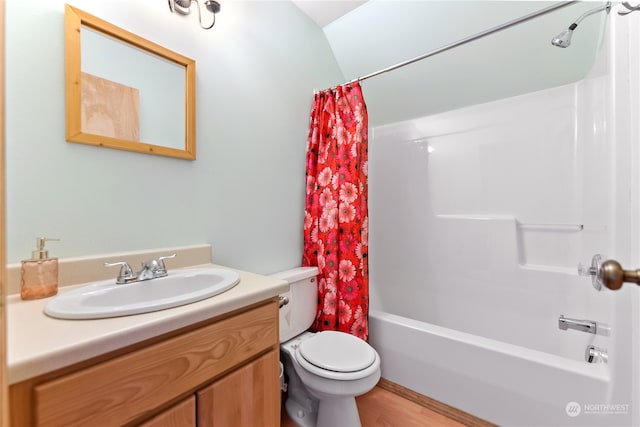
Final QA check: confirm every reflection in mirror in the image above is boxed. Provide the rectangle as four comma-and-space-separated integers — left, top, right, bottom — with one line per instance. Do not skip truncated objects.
65, 5, 196, 159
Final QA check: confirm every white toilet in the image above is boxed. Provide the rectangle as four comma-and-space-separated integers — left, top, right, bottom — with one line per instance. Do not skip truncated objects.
273, 267, 381, 427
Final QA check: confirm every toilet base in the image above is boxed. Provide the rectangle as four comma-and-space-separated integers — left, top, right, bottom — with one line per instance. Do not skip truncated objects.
285, 394, 362, 427
317, 397, 361, 427
285, 395, 318, 427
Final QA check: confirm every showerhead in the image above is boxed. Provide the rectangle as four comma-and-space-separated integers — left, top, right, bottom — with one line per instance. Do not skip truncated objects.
551, 24, 577, 48
551, 2, 610, 49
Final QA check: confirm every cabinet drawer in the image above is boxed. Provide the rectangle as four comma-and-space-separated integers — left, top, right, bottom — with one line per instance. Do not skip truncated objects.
34, 302, 277, 426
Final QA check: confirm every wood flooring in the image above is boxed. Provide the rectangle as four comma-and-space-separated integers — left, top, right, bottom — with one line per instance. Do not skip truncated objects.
281, 385, 471, 427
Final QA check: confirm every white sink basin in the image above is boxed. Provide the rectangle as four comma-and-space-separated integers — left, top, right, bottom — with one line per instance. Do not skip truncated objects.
44, 268, 240, 320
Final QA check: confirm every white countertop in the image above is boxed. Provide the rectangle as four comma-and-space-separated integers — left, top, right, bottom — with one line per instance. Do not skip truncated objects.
7, 264, 288, 384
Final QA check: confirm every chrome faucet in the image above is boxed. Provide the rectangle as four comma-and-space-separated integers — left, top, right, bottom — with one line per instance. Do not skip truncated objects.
103, 261, 138, 284
137, 254, 176, 281
558, 315, 598, 334
105, 253, 177, 284
585, 345, 608, 363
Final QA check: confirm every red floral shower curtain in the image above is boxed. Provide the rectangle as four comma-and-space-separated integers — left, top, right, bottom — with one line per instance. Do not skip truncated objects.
302, 82, 369, 341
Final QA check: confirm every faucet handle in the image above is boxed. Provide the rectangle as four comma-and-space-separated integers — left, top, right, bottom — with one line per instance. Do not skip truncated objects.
585, 345, 608, 363
104, 261, 137, 284
140, 253, 176, 278
156, 253, 177, 273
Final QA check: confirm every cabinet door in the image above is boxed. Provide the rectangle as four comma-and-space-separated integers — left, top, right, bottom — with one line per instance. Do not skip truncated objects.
197, 350, 280, 427
138, 397, 196, 427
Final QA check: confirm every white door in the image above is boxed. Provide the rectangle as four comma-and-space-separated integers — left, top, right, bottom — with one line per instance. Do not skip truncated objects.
578, 6, 639, 426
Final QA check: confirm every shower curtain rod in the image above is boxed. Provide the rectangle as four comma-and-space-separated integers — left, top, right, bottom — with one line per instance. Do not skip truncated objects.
327, 0, 578, 91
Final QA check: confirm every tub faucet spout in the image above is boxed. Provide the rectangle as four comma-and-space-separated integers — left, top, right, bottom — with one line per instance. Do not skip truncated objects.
558, 315, 597, 334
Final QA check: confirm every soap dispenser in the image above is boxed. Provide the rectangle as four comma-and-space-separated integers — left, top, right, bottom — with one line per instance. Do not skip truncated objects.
20, 237, 60, 300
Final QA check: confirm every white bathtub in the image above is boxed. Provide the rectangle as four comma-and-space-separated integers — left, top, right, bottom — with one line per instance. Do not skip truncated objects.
369, 310, 614, 426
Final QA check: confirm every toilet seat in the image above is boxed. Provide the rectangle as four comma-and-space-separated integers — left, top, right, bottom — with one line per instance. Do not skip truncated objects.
295, 331, 379, 381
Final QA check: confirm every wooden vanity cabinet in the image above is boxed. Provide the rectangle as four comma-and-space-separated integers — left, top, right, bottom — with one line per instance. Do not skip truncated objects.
9, 299, 281, 427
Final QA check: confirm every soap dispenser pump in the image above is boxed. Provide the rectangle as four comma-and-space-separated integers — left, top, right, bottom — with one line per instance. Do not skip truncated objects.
20, 237, 60, 300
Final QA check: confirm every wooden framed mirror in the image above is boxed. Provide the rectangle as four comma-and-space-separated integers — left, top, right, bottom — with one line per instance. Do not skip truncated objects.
65, 5, 196, 160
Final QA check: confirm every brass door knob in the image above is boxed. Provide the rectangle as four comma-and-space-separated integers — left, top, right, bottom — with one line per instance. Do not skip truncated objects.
579, 254, 640, 291
600, 260, 640, 290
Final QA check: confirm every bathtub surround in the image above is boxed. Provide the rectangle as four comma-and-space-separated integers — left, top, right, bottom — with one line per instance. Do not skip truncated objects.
302, 82, 369, 340
368, 5, 638, 425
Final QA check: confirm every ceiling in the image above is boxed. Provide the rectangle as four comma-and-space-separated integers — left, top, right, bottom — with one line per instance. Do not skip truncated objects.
291, 0, 368, 27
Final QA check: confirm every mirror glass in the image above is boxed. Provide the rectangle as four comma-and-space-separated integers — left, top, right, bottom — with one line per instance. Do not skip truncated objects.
65, 5, 196, 159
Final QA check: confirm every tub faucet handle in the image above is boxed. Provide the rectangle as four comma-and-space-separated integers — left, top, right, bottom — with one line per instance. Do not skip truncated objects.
585, 345, 608, 363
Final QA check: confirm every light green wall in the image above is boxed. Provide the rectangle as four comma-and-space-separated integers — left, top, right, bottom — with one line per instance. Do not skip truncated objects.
325, 1, 608, 126
6, 0, 344, 273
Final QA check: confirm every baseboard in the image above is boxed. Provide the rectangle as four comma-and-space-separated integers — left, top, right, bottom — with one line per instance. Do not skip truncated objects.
377, 378, 496, 427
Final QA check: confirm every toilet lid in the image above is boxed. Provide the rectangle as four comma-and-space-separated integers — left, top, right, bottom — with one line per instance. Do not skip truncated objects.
298, 331, 376, 373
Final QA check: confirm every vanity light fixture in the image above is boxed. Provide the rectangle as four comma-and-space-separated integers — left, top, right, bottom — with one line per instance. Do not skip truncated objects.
168, 0, 221, 30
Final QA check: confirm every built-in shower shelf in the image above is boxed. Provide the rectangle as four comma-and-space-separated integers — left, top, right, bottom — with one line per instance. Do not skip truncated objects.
518, 263, 578, 275
517, 222, 583, 232
436, 214, 605, 232
434, 214, 607, 271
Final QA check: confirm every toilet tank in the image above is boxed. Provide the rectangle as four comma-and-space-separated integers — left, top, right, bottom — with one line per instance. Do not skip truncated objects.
271, 266, 319, 343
